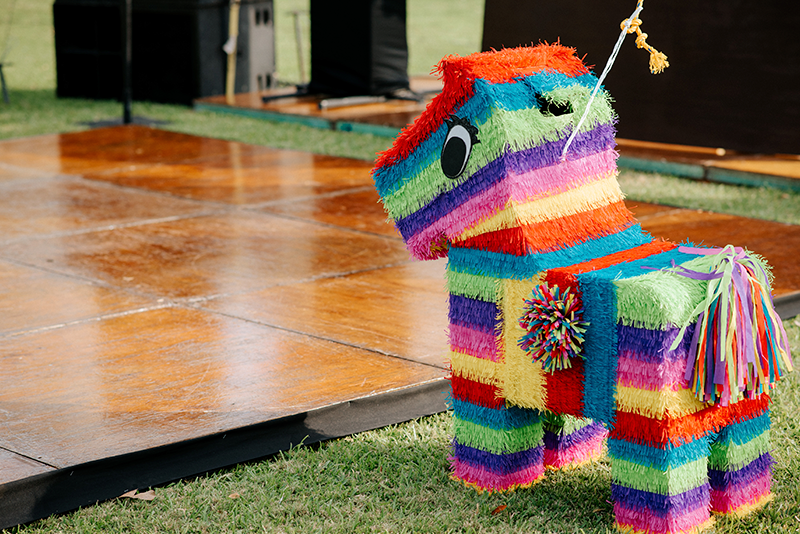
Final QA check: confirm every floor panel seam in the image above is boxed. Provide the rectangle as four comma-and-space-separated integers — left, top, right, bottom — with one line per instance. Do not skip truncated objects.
187, 304, 448, 371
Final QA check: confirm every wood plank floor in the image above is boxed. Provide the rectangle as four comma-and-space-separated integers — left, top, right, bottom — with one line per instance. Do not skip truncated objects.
0, 125, 798, 527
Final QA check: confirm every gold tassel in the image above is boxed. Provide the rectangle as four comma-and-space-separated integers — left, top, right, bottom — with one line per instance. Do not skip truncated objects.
621, 1, 669, 74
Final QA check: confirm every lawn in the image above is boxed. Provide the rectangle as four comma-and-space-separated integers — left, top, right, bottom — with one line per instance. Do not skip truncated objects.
1, 0, 799, 532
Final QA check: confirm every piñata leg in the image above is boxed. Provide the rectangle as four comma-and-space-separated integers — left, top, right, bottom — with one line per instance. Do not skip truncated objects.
543, 413, 607, 469
609, 413, 714, 534
608, 436, 714, 534
449, 374, 545, 491
708, 410, 774, 516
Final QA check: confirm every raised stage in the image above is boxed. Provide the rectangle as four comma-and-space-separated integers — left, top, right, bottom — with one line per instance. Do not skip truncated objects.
0, 125, 798, 528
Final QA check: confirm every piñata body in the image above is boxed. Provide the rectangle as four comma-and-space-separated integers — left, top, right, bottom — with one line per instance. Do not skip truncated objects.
371, 44, 792, 534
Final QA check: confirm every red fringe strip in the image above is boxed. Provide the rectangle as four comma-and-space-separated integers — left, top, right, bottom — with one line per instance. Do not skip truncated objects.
610, 395, 770, 447
449, 372, 505, 409
453, 201, 638, 256
544, 357, 586, 416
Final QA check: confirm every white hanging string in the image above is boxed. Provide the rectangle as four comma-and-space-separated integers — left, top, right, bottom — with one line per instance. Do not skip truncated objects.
560, 3, 644, 160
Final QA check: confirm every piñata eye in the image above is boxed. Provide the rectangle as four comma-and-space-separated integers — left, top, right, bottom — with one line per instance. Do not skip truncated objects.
441, 116, 480, 179
536, 93, 572, 117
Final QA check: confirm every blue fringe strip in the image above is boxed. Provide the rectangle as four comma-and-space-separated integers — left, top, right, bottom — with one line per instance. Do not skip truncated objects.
607, 437, 710, 471
451, 399, 542, 431
577, 271, 619, 425
449, 294, 501, 334
713, 410, 771, 447
453, 439, 544, 476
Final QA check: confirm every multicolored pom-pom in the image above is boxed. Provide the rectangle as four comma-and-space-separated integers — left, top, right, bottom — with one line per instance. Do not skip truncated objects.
519, 283, 588, 373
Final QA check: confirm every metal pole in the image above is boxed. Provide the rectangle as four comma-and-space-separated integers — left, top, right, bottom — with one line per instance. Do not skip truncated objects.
225, 0, 241, 105
292, 10, 306, 85
122, 0, 132, 124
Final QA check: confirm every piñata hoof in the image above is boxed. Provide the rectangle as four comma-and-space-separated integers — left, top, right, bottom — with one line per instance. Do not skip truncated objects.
371, 42, 792, 533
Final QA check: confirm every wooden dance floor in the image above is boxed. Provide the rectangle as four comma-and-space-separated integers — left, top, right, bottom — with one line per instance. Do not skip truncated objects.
0, 125, 799, 527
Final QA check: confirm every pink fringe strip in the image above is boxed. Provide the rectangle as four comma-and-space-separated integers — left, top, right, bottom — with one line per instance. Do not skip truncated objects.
449, 323, 501, 361
614, 502, 711, 534
617, 356, 688, 391
710, 471, 771, 514
544, 433, 606, 468
450, 459, 545, 492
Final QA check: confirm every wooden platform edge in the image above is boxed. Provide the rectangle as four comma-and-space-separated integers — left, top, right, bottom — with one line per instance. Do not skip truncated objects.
776, 290, 800, 320
618, 156, 800, 193
0, 379, 449, 529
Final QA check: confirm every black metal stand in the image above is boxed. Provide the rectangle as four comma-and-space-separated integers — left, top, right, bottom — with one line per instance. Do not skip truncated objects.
121, 0, 132, 123
0, 64, 8, 104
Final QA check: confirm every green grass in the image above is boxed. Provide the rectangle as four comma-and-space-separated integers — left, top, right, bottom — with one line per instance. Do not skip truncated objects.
7, 338, 800, 533
2, 1, 800, 532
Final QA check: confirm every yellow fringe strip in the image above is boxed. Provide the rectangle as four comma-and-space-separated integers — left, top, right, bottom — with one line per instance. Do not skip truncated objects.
498, 277, 548, 410
450, 350, 503, 387
615, 384, 708, 420
622, 0, 669, 74
616, 517, 715, 534
458, 172, 623, 240
450, 474, 540, 494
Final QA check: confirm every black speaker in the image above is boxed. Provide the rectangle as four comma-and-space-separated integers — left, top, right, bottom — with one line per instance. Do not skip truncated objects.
53, 0, 275, 104
481, 0, 800, 155
307, 0, 410, 97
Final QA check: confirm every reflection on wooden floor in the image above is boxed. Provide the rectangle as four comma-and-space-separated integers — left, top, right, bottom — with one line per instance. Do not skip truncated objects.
196, 80, 800, 190
0, 125, 798, 527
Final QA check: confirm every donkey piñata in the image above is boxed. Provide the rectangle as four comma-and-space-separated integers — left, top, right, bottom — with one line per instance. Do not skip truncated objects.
371, 43, 792, 534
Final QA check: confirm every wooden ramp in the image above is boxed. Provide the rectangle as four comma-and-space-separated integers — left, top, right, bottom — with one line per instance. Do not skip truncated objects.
0, 126, 798, 528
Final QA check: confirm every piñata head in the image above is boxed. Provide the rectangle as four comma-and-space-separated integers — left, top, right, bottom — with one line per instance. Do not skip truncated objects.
372, 43, 619, 260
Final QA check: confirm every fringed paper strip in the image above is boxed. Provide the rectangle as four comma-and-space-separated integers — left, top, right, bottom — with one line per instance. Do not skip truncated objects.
453, 200, 637, 256
612, 457, 708, 495
667, 246, 793, 406
518, 283, 588, 373
446, 225, 652, 280
610, 395, 769, 448
613, 502, 713, 534
454, 417, 544, 455
451, 439, 545, 482
611, 484, 710, 517
543, 419, 607, 469
710, 472, 772, 515
449, 373, 505, 409
607, 437, 710, 471
451, 399, 540, 430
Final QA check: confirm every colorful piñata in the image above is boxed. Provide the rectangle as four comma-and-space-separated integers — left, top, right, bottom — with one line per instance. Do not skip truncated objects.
371, 40, 792, 534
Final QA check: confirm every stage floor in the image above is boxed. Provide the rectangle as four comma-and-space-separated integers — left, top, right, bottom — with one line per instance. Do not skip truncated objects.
0, 125, 798, 527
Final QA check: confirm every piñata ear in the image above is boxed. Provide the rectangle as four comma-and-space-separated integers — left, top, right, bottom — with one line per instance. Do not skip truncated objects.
535, 93, 573, 117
